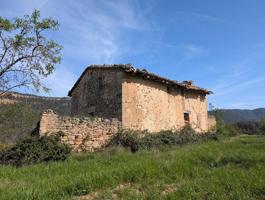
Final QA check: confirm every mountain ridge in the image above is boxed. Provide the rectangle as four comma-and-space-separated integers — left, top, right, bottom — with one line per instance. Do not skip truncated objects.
1, 91, 265, 123
210, 108, 265, 123
0, 91, 71, 115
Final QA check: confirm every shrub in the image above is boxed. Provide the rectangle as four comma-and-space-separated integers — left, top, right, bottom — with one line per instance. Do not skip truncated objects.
216, 119, 238, 136
233, 121, 261, 135
110, 125, 218, 152
0, 134, 71, 167
232, 121, 265, 135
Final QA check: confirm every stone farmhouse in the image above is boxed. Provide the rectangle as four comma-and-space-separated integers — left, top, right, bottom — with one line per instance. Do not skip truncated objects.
68, 64, 214, 132
39, 64, 216, 151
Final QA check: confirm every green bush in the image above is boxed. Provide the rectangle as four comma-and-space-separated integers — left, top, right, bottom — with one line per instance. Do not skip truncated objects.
233, 121, 261, 135
232, 119, 265, 135
215, 117, 238, 136
0, 134, 71, 167
111, 125, 218, 152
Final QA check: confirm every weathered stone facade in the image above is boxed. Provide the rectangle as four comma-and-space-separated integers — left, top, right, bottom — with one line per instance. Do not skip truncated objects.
68, 64, 214, 133
122, 75, 209, 132
207, 115, 217, 132
39, 64, 216, 152
70, 68, 123, 120
39, 110, 121, 151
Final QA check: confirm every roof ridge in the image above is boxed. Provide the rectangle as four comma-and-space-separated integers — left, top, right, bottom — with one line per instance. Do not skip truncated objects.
68, 64, 212, 96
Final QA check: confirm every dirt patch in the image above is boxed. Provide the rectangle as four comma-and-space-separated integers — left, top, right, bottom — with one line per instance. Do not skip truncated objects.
76, 182, 182, 199
161, 184, 179, 195
76, 183, 143, 200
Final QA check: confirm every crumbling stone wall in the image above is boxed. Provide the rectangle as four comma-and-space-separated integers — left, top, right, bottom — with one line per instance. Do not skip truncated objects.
70, 68, 123, 120
207, 115, 217, 132
39, 110, 121, 152
122, 75, 210, 133
69, 68, 214, 134
182, 92, 209, 132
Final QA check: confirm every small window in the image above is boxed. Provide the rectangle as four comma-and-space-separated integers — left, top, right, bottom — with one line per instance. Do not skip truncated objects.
167, 86, 170, 93
184, 113, 190, 123
89, 112, 94, 117
181, 89, 184, 96
87, 106, 95, 117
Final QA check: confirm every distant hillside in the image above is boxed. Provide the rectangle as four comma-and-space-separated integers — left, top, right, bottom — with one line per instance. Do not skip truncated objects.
0, 91, 71, 115
210, 108, 265, 123
0, 92, 71, 144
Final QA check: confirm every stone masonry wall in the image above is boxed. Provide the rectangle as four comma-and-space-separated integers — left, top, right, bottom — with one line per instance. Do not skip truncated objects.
122, 75, 210, 133
207, 115, 217, 132
70, 69, 123, 120
39, 109, 121, 152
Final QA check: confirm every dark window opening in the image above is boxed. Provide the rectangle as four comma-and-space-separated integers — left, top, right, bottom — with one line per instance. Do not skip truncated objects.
184, 113, 190, 123
181, 89, 184, 96
89, 112, 94, 117
167, 86, 170, 93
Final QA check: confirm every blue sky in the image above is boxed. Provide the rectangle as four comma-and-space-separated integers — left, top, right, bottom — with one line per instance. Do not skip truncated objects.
1, 0, 265, 109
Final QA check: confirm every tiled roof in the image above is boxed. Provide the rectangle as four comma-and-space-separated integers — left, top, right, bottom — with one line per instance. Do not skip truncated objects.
68, 64, 212, 96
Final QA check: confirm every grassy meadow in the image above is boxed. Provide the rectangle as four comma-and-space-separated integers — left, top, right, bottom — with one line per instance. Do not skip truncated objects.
0, 135, 264, 200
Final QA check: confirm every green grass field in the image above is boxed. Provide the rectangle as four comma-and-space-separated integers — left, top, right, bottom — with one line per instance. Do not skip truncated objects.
0, 135, 264, 200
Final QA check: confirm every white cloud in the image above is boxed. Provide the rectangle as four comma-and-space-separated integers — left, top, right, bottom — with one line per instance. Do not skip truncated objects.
213, 77, 265, 97
209, 46, 265, 97
183, 44, 205, 59
0, 0, 154, 96
154, 41, 205, 58
41, 0, 151, 63
175, 11, 225, 23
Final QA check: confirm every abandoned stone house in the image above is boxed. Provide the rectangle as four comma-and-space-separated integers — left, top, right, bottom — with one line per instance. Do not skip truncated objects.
40, 64, 216, 151
68, 64, 214, 132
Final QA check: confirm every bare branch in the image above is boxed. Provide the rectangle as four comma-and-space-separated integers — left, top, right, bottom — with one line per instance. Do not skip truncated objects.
0, 55, 32, 77
0, 32, 9, 64
0, 81, 31, 96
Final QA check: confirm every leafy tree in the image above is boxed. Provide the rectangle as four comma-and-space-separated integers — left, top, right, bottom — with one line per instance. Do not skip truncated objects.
0, 10, 62, 95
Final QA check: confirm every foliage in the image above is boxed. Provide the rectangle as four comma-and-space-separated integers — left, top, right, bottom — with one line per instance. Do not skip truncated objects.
110, 125, 218, 152
0, 10, 62, 94
0, 135, 264, 199
216, 118, 238, 136
209, 106, 238, 136
0, 103, 39, 144
0, 134, 70, 167
233, 120, 265, 135
209, 105, 265, 136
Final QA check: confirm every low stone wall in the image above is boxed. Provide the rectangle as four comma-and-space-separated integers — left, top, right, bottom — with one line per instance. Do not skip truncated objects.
39, 110, 121, 152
